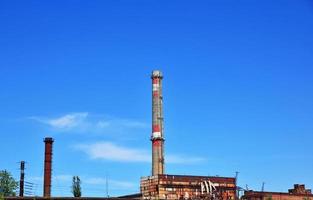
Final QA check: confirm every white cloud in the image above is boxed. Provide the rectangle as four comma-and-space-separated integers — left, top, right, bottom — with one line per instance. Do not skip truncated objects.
74, 141, 205, 164
48, 113, 88, 129
96, 120, 111, 128
29, 112, 148, 134
30, 112, 88, 129
74, 142, 150, 162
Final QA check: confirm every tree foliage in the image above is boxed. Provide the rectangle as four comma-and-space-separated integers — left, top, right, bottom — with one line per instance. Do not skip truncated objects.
0, 170, 18, 197
72, 176, 81, 197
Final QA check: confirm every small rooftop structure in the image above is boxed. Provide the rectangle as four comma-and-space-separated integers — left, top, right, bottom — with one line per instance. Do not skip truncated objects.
242, 184, 313, 200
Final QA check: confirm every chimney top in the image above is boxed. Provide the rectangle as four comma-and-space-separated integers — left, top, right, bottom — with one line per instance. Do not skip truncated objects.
44, 137, 54, 143
151, 70, 163, 79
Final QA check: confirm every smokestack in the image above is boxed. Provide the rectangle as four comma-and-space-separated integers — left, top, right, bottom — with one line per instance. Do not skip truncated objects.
151, 70, 165, 176
19, 161, 25, 197
43, 137, 54, 197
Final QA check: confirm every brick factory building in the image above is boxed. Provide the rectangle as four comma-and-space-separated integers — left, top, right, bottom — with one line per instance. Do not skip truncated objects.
242, 184, 313, 200
141, 174, 236, 200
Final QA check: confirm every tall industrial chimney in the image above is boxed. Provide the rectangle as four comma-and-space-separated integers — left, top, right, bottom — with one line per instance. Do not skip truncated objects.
19, 161, 25, 197
43, 137, 53, 197
151, 70, 165, 176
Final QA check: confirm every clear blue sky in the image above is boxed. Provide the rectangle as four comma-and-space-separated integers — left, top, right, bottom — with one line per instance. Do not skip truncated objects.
0, 0, 312, 197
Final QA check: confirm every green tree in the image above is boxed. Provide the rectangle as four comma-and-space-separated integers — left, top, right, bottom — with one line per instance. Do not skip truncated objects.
71, 176, 81, 197
0, 170, 18, 197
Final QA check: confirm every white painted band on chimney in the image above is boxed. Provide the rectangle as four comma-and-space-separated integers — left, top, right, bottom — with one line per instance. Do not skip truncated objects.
152, 132, 161, 138
153, 84, 159, 91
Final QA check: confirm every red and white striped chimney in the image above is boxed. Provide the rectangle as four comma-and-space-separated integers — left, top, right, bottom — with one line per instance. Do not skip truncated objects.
151, 70, 165, 176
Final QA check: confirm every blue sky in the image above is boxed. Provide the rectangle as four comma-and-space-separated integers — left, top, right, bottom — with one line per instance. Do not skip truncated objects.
1, 0, 313, 197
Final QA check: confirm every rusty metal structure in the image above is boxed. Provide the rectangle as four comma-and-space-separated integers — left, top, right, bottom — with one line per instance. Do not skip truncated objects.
151, 70, 165, 176
242, 184, 312, 200
19, 161, 25, 197
43, 137, 54, 197
141, 174, 236, 200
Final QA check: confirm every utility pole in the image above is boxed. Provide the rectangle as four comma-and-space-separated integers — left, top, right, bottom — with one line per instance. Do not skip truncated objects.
262, 182, 265, 192
235, 171, 239, 185
105, 173, 109, 197
235, 171, 239, 200
19, 161, 25, 197
106, 179, 108, 198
